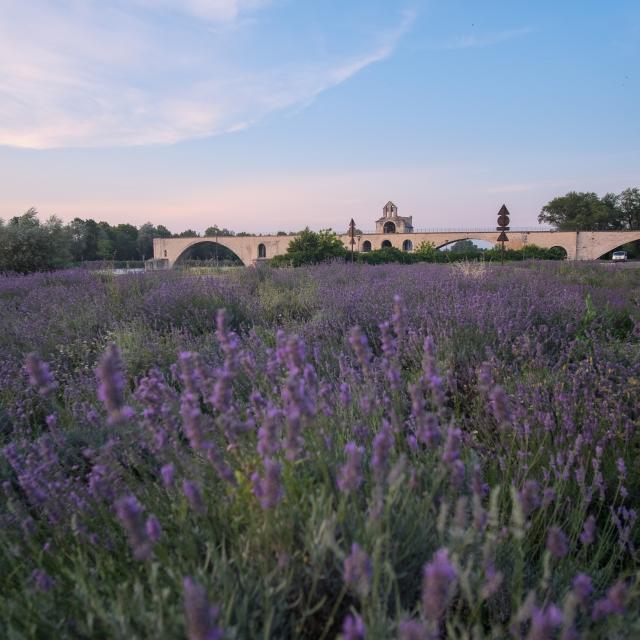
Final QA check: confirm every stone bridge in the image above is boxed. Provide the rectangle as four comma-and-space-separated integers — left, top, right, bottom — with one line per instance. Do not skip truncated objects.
152, 230, 640, 267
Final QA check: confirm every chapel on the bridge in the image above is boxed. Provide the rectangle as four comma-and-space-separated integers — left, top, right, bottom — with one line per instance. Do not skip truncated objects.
375, 201, 414, 234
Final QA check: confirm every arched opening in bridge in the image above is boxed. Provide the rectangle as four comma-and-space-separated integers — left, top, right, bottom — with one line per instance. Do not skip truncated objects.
436, 239, 494, 256
596, 238, 640, 261
257, 243, 266, 259
548, 246, 568, 260
381, 240, 392, 248
383, 221, 396, 234
362, 240, 372, 252
174, 241, 244, 268
402, 239, 413, 252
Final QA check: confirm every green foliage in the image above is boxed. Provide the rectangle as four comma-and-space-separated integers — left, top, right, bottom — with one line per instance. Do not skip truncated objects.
539, 187, 640, 232
414, 240, 438, 261
270, 228, 348, 267
0, 208, 71, 273
358, 247, 415, 264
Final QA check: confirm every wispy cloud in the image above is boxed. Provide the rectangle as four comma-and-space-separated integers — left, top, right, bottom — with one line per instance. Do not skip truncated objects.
439, 27, 533, 50
0, 1, 415, 149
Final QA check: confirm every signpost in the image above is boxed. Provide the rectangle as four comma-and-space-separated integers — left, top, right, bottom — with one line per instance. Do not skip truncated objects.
349, 218, 357, 263
496, 204, 510, 265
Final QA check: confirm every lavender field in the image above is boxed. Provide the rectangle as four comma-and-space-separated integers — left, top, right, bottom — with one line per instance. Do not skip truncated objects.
1, 262, 639, 639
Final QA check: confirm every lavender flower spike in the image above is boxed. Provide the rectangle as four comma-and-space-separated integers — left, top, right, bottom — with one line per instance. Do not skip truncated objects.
337, 442, 364, 494
546, 526, 569, 559
251, 458, 284, 509
183, 577, 224, 640
343, 543, 373, 598
96, 343, 132, 425
115, 495, 154, 561
25, 353, 57, 397
422, 548, 457, 623
341, 613, 365, 640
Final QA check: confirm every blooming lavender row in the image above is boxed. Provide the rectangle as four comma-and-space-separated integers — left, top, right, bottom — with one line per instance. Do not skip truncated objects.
0, 262, 638, 638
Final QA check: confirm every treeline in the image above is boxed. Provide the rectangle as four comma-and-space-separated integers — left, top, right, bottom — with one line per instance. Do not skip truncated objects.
0, 209, 260, 273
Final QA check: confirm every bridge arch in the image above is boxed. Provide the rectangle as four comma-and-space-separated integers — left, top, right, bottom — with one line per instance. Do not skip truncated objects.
435, 238, 495, 251
593, 232, 640, 260
174, 240, 245, 266
381, 239, 393, 248
548, 246, 568, 259
362, 240, 372, 252
402, 239, 413, 252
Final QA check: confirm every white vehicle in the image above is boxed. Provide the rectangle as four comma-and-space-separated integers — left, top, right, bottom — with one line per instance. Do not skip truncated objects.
612, 251, 628, 262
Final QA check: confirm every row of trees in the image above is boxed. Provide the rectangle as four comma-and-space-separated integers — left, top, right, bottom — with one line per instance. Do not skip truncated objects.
0, 210, 262, 273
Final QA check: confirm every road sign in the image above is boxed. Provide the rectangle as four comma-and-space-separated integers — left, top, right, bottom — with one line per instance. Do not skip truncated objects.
496, 205, 511, 264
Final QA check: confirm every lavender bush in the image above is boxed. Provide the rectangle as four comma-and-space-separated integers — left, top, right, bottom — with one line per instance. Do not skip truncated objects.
0, 262, 638, 638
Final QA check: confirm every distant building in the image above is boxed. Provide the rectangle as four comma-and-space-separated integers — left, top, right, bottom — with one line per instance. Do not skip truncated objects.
375, 201, 413, 234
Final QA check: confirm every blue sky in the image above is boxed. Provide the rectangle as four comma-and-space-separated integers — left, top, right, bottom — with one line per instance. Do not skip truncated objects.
0, 0, 638, 232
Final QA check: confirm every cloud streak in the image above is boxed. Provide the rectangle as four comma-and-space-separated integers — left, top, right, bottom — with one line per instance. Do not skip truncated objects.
0, 1, 414, 149
438, 27, 533, 50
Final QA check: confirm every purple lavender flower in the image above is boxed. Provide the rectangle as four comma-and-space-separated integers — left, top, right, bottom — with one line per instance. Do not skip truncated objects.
442, 427, 461, 464
489, 385, 511, 426
145, 515, 162, 543
25, 353, 57, 396
115, 495, 154, 560
343, 543, 372, 598
96, 344, 132, 426
341, 613, 365, 640
372, 423, 394, 483
31, 569, 55, 591
592, 581, 627, 620
572, 573, 593, 607
161, 463, 175, 488
251, 458, 283, 509
546, 526, 569, 559
422, 548, 457, 622
398, 620, 427, 640
337, 442, 364, 494
183, 577, 224, 640
528, 604, 562, 640
183, 480, 205, 515
257, 406, 282, 457
348, 326, 372, 376
580, 515, 596, 546
518, 480, 541, 517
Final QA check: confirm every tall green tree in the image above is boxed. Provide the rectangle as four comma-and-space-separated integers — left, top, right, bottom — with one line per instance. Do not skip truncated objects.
271, 228, 347, 267
618, 188, 640, 230
538, 192, 618, 230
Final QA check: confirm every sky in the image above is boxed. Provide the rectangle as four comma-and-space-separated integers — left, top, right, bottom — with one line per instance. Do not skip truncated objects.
0, 0, 639, 234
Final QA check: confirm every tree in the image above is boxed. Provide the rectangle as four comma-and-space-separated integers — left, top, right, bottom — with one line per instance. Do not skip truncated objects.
271, 228, 347, 267
112, 223, 139, 260
205, 225, 234, 237
0, 208, 71, 273
539, 191, 618, 230
414, 240, 437, 262
137, 222, 156, 261
618, 188, 640, 230
176, 229, 199, 238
